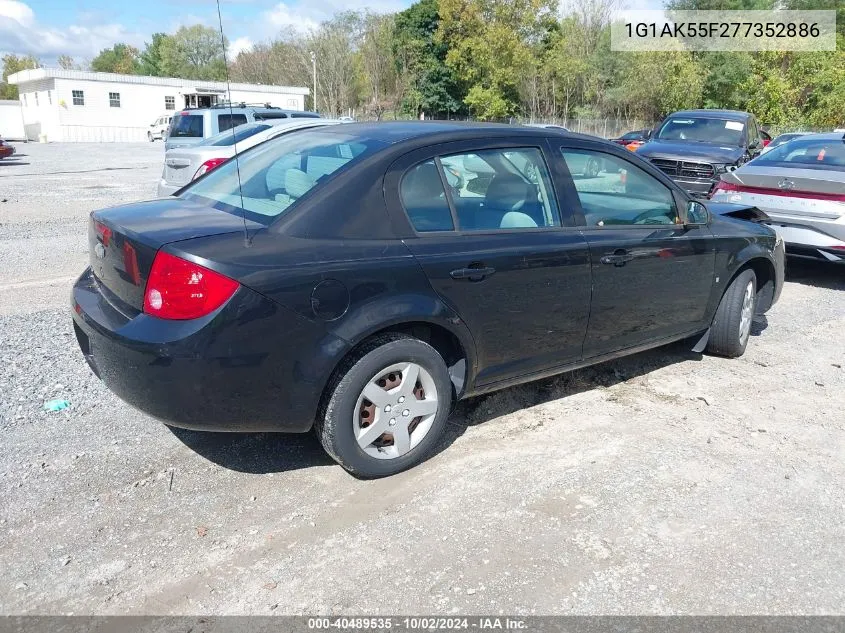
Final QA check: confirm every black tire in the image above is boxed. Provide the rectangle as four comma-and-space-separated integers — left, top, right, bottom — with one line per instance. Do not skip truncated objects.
706, 269, 757, 358
316, 333, 453, 478
148, 132, 154, 142
585, 157, 601, 178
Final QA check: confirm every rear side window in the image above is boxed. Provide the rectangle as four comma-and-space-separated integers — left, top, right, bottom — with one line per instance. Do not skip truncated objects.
218, 113, 248, 132
400, 161, 454, 232
182, 131, 387, 224
170, 114, 203, 138
291, 112, 321, 118
255, 112, 288, 120
560, 149, 678, 227
439, 148, 560, 231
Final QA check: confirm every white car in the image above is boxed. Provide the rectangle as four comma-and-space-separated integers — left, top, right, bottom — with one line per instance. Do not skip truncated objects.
148, 114, 173, 142
157, 118, 343, 197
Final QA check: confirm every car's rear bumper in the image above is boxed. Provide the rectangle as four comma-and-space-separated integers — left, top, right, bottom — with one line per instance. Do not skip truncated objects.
71, 267, 347, 432
156, 181, 180, 197
710, 189, 845, 261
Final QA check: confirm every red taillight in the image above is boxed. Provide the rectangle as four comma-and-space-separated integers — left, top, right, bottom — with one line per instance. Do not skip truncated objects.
192, 158, 228, 180
712, 180, 740, 193
143, 251, 239, 320
94, 220, 112, 246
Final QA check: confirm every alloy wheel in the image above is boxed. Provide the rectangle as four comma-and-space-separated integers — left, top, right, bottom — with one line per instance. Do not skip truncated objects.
739, 280, 754, 345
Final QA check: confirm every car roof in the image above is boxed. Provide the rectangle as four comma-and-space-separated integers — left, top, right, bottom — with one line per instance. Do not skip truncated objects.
666, 110, 752, 121
309, 120, 586, 145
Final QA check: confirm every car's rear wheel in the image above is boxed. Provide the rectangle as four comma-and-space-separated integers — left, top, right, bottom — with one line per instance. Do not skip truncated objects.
316, 333, 452, 478
706, 269, 756, 358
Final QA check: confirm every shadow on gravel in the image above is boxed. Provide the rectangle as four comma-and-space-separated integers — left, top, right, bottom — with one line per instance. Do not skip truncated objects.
786, 257, 845, 291
0, 160, 30, 167
168, 426, 333, 474
433, 340, 704, 458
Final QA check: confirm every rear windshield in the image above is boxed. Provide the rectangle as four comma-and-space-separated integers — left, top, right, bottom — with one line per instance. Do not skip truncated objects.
170, 114, 204, 138
201, 123, 271, 147
656, 117, 745, 145
753, 137, 845, 171
181, 130, 387, 225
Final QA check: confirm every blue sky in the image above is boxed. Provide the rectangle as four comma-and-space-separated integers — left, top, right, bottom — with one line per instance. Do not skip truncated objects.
1, 0, 663, 63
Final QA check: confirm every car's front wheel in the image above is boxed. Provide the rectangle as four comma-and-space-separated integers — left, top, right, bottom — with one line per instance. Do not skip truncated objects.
148, 132, 154, 142
706, 268, 757, 358
316, 333, 452, 478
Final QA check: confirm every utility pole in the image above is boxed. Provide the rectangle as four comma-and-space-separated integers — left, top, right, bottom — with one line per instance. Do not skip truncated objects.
310, 51, 317, 113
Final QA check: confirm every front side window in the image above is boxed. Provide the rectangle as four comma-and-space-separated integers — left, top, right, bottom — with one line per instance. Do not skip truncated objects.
165, 96, 175, 110
182, 130, 386, 225
438, 147, 560, 231
109, 92, 120, 108
400, 161, 454, 232
560, 149, 679, 227
218, 113, 248, 132
72, 90, 84, 106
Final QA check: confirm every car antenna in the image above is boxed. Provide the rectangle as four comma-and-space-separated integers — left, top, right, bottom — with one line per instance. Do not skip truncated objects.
215, 0, 250, 247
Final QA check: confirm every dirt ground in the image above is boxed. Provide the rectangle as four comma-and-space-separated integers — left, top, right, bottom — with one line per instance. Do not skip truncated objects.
0, 141, 843, 615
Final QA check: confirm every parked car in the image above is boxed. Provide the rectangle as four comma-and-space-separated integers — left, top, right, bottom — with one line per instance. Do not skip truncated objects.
148, 114, 173, 142
165, 104, 321, 150
759, 132, 807, 155
711, 132, 845, 263
72, 122, 784, 477
523, 123, 569, 131
637, 110, 767, 198
157, 118, 343, 197
0, 137, 14, 159
611, 129, 651, 150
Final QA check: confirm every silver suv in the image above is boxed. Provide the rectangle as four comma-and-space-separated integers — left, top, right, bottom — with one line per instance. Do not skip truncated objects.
164, 104, 321, 150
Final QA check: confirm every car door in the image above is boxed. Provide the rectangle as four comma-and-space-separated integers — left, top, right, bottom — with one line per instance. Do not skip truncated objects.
555, 144, 717, 358
385, 140, 592, 387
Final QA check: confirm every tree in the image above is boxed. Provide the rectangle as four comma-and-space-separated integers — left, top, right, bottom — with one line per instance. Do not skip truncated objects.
57, 55, 79, 70
90, 44, 141, 74
139, 33, 172, 76
357, 13, 398, 118
160, 25, 227, 81
437, 0, 558, 120
1, 54, 39, 99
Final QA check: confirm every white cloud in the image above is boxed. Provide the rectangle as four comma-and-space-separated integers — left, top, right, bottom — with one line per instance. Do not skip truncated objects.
0, 0, 145, 60
229, 36, 254, 57
265, 2, 321, 34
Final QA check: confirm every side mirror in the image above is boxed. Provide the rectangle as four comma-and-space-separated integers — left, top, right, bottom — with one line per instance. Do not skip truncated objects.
685, 200, 709, 227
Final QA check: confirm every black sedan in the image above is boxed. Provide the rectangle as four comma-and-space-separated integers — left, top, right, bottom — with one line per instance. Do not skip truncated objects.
72, 122, 785, 477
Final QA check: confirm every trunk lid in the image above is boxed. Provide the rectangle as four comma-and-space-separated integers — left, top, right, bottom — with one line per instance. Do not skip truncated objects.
725, 165, 845, 198
89, 198, 261, 312
162, 150, 201, 188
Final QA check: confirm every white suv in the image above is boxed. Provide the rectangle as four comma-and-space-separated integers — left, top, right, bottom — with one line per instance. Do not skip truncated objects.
148, 114, 173, 142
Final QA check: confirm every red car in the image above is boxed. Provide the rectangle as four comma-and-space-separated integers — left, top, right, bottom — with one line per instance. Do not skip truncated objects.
0, 138, 16, 159
610, 129, 651, 149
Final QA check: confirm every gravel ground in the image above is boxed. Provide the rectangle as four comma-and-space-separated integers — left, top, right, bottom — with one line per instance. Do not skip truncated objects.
0, 141, 844, 615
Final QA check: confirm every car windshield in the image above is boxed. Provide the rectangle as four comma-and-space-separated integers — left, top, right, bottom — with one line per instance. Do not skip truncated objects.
170, 114, 204, 138
753, 137, 845, 171
181, 130, 387, 225
201, 123, 271, 147
656, 117, 745, 145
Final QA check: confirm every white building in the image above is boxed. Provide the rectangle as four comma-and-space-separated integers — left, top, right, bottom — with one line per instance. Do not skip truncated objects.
8, 68, 310, 142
